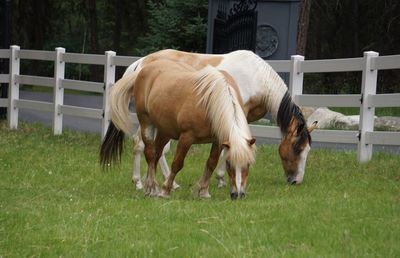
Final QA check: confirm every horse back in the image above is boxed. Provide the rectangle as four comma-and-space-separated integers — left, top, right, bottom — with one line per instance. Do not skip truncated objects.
143, 49, 224, 70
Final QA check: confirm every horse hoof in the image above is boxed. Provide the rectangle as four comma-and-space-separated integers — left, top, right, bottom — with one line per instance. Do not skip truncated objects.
158, 191, 171, 199
198, 189, 211, 199
132, 179, 144, 191
136, 181, 144, 190
172, 182, 181, 190
199, 192, 211, 199
144, 187, 159, 197
217, 178, 226, 188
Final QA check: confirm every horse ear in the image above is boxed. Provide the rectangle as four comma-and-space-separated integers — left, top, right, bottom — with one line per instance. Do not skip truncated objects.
222, 141, 230, 149
308, 121, 318, 133
247, 138, 256, 146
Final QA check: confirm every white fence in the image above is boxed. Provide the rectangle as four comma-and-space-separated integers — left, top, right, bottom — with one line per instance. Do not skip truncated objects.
0, 46, 399, 163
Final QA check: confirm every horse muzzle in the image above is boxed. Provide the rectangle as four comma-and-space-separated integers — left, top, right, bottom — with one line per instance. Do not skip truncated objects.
230, 191, 246, 200
287, 175, 303, 185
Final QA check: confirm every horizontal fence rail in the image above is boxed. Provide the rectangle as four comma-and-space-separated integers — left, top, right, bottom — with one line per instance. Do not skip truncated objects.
367, 93, 400, 108
112, 55, 141, 67
300, 57, 364, 73
59, 105, 103, 119
18, 49, 55, 61
15, 99, 53, 112
61, 79, 104, 93
267, 60, 290, 72
61, 53, 105, 65
0, 46, 399, 163
16, 75, 53, 87
371, 54, 400, 70
295, 94, 361, 107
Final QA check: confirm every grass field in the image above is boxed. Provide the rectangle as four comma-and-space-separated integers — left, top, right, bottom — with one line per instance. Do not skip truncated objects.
1, 121, 399, 257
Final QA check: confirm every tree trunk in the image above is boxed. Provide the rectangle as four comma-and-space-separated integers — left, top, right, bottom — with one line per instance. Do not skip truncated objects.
296, 0, 312, 55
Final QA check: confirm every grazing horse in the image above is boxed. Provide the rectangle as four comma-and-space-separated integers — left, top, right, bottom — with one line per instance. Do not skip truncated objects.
100, 59, 256, 199
125, 49, 317, 187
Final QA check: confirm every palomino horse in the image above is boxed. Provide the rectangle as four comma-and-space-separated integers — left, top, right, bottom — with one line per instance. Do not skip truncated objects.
100, 59, 256, 199
125, 49, 317, 187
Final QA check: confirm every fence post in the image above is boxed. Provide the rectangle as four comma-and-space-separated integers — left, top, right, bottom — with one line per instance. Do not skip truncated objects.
53, 47, 65, 135
357, 51, 378, 163
102, 50, 116, 139
8, 45, 20, 129
289, 55, 304, 102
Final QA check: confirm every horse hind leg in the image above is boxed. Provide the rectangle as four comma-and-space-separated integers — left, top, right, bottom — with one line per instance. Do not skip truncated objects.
141, 124, 161, 197
132, 127, 144, 190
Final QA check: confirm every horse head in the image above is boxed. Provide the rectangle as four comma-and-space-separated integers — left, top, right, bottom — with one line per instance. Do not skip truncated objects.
223, 138, 256, 199
278, 120, 317, 184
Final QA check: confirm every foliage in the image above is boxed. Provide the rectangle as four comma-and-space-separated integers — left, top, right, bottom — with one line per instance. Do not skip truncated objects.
5, 0, 400, 93
1, 121, 400, 256
134, 0, 208, 55
305, 0, 400, 94
10, 0, 147, 55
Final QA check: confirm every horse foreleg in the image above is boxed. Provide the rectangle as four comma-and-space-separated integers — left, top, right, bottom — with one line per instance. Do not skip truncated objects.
160, 134, 193, 198
215, 149, 226, 188
132, 129, 144, 190
195, 142, 221, 198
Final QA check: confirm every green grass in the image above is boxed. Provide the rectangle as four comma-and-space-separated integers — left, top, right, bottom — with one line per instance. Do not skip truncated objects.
330, 107, 400, 117
1, 121, 399, 257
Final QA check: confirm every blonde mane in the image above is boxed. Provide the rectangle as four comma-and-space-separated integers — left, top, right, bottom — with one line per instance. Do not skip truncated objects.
193, 66, 256, 167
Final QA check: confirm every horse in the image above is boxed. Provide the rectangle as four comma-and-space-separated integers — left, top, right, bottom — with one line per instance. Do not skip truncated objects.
100, 59, 256, 199
124, 49, 317, 187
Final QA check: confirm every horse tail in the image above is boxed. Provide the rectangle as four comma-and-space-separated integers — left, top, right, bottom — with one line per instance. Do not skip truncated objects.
123, 57, 144, 77
99, 70, 138, 168
100, 121, 125, 168
193, 66, 256, 167
109, 70, 138, 136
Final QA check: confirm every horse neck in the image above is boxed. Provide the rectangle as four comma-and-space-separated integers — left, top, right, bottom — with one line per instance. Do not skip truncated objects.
251, 56, 288, 122
194, 67, 255, 167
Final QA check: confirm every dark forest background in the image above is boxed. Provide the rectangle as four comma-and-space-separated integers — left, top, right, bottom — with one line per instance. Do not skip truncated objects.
4, 0, 400, 93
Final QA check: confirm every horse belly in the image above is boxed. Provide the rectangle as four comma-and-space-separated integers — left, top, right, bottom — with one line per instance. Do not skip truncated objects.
147, 101, 181, 140
147, 97, 213, 143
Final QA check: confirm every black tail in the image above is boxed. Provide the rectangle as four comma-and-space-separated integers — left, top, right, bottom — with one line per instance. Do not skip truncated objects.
100, 121, 125, 169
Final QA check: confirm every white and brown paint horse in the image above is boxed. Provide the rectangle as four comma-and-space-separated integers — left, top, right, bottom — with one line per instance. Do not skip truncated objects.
100, 59, 256, 199
125, 49, 317, 187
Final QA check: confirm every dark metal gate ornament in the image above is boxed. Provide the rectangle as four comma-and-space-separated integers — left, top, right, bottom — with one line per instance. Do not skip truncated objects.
212, 0, 258, 54
229, 0, 257, 16
256, 24, 279, 58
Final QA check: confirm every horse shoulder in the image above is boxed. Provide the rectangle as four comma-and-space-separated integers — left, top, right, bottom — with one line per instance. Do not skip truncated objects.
245, 96, 268, 122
